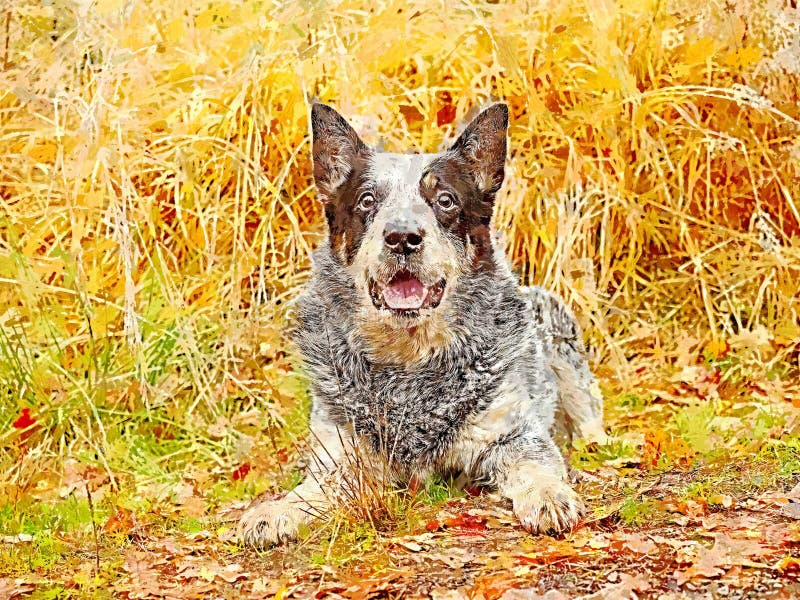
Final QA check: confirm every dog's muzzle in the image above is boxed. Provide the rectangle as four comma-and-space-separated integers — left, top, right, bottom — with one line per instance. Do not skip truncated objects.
368, 269, 446, 316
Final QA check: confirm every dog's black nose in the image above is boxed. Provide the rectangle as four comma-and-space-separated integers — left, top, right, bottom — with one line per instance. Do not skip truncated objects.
384, 225, 425, 254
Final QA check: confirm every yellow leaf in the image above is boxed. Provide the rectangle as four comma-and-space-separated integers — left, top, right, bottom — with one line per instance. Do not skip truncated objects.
683, 38, 716, 65
164, 18, 185, 44
723, 45, 762, 68
195, 8, 215, 29
494, 34, 521, 76
169, 62, 194, 84
214, 2, 232, 21
29, 141, 58, 164
703, 338, 730, 361
729, 325, 771, 352
589, 66, 622, 92
775, 555, 800, 572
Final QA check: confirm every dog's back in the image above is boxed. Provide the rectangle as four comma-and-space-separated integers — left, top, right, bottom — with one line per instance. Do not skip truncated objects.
521, 286, 605, 444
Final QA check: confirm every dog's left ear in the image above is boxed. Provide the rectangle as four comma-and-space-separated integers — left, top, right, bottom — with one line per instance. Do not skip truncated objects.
449, 103, 509, 195
311, 103, 369, 201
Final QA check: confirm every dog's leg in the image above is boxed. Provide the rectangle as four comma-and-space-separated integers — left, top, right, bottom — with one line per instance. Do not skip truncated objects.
238, 406, 349, 547
551, 354, 606, 444
522, 286, 606, 445
478, 430, 585, 534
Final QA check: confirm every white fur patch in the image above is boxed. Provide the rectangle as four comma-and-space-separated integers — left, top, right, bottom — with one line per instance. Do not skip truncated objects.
502, 462, 584, 534
237, 409, 350, 547
444, 371, 538, 473
348, 152, 465, 362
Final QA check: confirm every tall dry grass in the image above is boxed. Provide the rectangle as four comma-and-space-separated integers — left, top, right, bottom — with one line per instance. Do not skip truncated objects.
1, 0, 799, 497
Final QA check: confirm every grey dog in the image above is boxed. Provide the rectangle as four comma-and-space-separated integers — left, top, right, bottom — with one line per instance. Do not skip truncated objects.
239, 102, 605, 547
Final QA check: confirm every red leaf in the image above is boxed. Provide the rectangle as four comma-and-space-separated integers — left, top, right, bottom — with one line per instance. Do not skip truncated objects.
436, 104, 457, 127
425, 520, 441, 532
12, 408, 36, 430
464, 485, 484, 497
153, 425, 174, 440
444, 512, 487, 531
275, 447, 290, 463
232, 463, 251, 481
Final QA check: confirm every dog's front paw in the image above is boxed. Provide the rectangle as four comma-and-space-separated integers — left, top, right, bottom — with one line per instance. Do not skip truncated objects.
238, 499, 309, 548
511, 479, 585, 535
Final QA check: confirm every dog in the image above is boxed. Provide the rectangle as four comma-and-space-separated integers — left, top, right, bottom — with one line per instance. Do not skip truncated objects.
239, 102, 605, 547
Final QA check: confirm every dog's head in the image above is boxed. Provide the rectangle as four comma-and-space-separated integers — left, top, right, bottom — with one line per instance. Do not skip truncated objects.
310, 102, 508, 332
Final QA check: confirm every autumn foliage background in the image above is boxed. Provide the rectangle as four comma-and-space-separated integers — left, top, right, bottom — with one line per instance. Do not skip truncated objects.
1, 0, 800, 588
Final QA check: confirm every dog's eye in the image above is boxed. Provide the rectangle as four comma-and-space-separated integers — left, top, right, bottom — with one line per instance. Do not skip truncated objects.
436, 192, 457, 211
357, 192, 376, 211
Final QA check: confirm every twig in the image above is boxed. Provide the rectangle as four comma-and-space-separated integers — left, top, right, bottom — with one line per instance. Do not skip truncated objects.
85, 482, 101, 573
3, 7, 10, 70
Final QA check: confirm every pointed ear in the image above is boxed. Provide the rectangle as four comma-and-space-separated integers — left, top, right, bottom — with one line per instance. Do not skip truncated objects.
311, 103, 368, 200
449, 103, 509, 194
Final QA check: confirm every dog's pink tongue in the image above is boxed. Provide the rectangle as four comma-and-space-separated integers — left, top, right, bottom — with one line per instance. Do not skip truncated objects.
383, 273, 425, 310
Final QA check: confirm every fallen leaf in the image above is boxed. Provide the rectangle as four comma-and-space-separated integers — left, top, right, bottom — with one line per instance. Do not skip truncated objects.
103, 506, 135, 535
581, 573, 651, 599
572, 531, 610, 549
775, 555, 800, 572
707, 494, 734, 508
431, 588, 470, 600
674, 533, 773, 584
615, 532, 657, 555
780, 502, 800, 520
1, 534, 33, 544
251, 577, 279, 594
0, 579, 35, 599
660, 498, 707, 519
425, 551, 474, 569
426, 520, 441, 532
437, 103, 457, 127
218, 563, 248, 583
501, 589, 570, 599
396, 540, 423, 552
473, 573, 519, 600
399, 104, 424, 125
444, 512, 487, 532
516, 539, 582, 565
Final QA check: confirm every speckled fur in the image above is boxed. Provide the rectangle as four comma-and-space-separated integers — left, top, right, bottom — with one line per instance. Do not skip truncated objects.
238, 103, 604, 547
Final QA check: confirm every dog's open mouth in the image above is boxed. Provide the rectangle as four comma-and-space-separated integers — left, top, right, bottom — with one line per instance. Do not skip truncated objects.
368, 270, 446, 315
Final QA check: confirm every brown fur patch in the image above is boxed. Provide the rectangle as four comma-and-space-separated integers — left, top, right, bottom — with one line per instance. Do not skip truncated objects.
419, 154, 496, 273
323, 153, 372, 263
359, 313, 454, 364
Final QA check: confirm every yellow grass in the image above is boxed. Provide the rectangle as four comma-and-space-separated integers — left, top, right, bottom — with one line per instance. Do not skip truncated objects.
1, 0, 799, 499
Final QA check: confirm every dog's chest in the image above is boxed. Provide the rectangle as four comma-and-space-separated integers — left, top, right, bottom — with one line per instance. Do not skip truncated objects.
320, 346, 516, 468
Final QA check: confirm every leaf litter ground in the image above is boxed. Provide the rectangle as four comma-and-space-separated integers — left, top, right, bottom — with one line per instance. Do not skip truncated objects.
3, 373, 800, 600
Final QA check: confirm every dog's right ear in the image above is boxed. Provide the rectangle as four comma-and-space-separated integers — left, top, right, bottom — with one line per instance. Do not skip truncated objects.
311, 103, 368, 201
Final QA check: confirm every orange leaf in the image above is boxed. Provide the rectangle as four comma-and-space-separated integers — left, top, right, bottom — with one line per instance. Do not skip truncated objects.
425, 520, 441, 532
103, 506, 135, 535
444, 512, 487, 532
